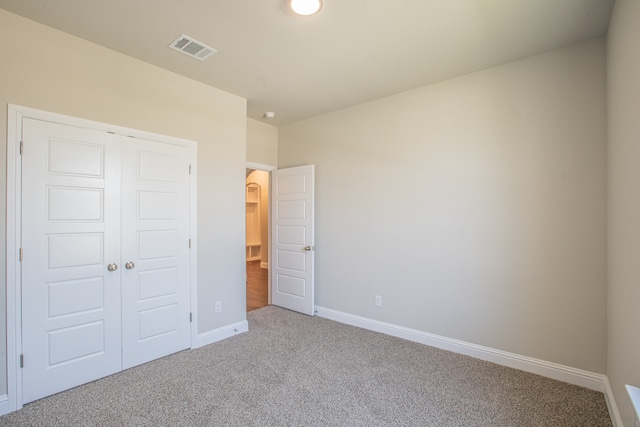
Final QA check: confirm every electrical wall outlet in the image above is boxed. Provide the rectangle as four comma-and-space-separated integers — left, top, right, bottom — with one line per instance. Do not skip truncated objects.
374, 295, 382, 307
215, 300, 222, 313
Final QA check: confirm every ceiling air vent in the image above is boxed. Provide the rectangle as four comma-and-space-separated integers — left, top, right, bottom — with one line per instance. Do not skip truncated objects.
169, 34, 217, 61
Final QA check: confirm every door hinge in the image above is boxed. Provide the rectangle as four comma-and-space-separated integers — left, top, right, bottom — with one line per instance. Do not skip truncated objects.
20, 141, 24, 156
190, 312, 193, 322
189, 239, 191, 249
19, 248, 23, 262
19, 354, 24, 368
189, 164, 192, 175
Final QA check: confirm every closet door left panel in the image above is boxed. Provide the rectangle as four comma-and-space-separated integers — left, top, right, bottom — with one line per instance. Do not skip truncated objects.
21, 118, 122, 404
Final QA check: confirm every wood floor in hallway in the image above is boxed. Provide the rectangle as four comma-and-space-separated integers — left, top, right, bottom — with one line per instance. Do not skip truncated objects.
247, 260, 268, 312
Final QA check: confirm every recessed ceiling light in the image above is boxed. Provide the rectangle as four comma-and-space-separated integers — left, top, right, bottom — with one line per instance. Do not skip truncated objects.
264, 112, 276, 119
289, 0, 322, 16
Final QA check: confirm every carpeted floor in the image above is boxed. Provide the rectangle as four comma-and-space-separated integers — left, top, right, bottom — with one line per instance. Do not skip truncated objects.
0, 306, 612, 426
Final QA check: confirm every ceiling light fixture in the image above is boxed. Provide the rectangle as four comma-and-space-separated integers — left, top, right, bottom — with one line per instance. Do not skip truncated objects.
289, 0, 322, 16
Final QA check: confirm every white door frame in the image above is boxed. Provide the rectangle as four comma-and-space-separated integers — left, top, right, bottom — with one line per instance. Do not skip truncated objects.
246, 162, 277, 305
5, 104, 198, 413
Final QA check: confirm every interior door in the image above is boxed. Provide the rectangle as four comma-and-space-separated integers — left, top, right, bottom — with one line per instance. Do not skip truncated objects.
121, 138, 191, 369
271, 165, 315, 315
21, 118, 122, 403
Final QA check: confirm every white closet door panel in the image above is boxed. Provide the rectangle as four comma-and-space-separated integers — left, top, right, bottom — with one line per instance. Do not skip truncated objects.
138, 192, 177, 220
47, 187, 103, 221
47, 139, 104, 176
47, 233, 104, 268
138, 230, 179, 259
21, 118, 122, 404
47, 277, 105, 317
121, 138, 191, 369
138, 268, 178, 300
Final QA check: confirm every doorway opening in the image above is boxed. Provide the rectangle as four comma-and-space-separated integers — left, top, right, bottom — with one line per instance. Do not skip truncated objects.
246, 167, 271, 312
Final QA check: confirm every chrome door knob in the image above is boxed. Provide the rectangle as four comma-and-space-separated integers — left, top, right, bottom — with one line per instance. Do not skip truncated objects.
304, 246, 314, 252
125, 261, 135, 270
107, 263, 118, 272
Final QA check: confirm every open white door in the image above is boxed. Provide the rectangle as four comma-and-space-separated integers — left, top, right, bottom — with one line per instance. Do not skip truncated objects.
271, 165, 315, 315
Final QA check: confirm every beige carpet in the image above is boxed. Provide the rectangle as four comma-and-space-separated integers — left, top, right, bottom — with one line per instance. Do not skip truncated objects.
0, 306, 612, 426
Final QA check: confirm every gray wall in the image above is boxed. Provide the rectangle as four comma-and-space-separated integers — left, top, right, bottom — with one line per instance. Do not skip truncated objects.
0, 9, 248, 396
279, 38, 607, 374
607, 0, 640, 425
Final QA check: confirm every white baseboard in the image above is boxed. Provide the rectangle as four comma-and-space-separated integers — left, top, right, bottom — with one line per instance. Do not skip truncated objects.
315, 306, 607, 392
192, 320, 248, 349
0, 394, 10, 416
606, 378, 624, 427
260, 262, 269, 269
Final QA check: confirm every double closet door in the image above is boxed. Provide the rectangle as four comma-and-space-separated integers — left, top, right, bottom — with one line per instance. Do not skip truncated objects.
20, 118, 192, 403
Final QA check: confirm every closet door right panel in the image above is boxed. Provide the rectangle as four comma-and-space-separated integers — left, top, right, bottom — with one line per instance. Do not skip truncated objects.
121, 138, 191, 369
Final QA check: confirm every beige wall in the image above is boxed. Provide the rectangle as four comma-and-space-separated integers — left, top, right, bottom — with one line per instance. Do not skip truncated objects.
607, 1, 640, 425
246, 170, 270, 266
247, 118, 278, 166
279, 38, 607, 373
0, 9, 248, 395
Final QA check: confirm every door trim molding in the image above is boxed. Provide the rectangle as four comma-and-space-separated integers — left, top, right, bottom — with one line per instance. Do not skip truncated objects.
245, 162, 276, 304
246, 161, 277, 171
5, 104, 198, 413
5, 105, 22, 415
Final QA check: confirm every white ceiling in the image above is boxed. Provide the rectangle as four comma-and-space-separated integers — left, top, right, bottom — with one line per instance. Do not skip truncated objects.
0, 0, 614, 126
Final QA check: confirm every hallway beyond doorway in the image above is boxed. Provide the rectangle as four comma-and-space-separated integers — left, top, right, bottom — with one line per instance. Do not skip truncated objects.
247, 261, 268, 312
